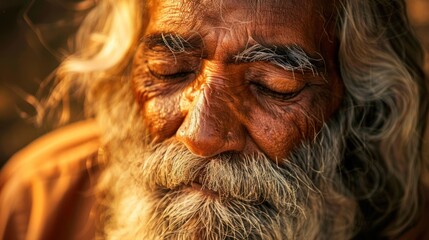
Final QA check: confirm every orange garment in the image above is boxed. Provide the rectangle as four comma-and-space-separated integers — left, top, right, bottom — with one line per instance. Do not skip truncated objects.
0, 120, 100, 240
1, 120, 428, 239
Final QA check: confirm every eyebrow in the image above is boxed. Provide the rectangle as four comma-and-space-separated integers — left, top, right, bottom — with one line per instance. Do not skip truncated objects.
142, 33, 325, 74
142, 33, 204, 53
234, 44, 325, 74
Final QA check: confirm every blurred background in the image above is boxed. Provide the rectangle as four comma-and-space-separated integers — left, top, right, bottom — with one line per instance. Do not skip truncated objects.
0, 0, 429, 168
0, 0, 94, 167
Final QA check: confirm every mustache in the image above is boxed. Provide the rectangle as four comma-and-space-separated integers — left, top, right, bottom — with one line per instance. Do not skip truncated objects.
128, 139, 320, 212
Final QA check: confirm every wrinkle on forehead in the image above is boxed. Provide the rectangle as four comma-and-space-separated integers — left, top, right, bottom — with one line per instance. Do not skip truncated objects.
186, 0, 303, 24
181, 0, 300, 10
146, 0, 338, 61
151, 0, 334, 30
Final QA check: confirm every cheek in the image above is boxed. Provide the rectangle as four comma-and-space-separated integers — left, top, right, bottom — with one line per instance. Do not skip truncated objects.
141, 93, 184, 141
248, 116, 302, 161
246, 89, 333, 160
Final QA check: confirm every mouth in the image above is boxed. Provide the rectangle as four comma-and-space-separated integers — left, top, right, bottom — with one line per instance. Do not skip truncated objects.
186, 182, 220, 198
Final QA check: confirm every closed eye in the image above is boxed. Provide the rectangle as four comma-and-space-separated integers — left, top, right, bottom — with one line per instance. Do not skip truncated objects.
251, 82, 304, 101
148, 68, 194, 80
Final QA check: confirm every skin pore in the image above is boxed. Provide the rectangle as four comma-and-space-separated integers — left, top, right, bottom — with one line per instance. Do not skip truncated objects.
132, 0, 343, 162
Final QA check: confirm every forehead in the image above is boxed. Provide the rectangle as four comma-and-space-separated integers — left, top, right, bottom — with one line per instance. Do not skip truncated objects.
148, 0, 333, 41
145, 0, 335, 58
148, 0, 331, 19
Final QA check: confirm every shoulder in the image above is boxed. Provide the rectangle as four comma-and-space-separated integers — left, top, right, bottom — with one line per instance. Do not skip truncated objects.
0, 119, 101, 184
0, 119, 101, 240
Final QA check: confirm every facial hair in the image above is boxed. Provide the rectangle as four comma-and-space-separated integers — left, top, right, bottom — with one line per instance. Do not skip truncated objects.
93, 80, 357, 240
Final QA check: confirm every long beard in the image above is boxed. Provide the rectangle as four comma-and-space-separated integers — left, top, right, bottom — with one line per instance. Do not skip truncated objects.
93, 80, 357, 240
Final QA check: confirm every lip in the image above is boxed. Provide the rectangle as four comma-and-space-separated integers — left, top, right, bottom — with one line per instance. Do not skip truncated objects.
188, 182, 219, 198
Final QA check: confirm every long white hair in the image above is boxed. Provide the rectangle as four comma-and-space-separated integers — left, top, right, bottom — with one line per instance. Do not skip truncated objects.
338, 1, 427, 237
45, 0, 428, 238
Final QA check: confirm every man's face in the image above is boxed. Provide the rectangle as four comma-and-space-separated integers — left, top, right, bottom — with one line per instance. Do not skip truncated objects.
100, 1, 359, 238
132, 0, 343, 161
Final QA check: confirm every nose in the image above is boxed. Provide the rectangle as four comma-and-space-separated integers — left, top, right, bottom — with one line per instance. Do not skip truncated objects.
176, 84, 246, 157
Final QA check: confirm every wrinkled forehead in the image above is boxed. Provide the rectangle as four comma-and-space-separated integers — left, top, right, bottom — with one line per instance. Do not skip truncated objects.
144, 0, 337, 55
147, 0, 335, 29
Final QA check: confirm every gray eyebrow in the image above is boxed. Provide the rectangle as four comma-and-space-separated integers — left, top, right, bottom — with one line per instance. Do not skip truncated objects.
142, 32, 203, 53
142, 32, 205, 63
234, 43, 325, 74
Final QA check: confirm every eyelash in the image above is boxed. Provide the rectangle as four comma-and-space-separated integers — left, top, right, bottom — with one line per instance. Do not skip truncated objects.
148, 68, 194, 80
251, 82, 303, 101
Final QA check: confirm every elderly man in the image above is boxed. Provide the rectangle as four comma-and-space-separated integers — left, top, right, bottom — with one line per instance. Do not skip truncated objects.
1, 0, 428, 239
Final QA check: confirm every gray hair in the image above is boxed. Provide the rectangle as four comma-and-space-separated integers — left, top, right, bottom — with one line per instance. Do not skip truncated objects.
337, 0, 427, 237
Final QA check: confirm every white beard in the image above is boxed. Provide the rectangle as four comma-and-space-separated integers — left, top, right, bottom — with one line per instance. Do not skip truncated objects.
93, 80, 357, 240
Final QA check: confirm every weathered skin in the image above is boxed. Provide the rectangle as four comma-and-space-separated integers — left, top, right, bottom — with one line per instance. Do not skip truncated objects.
132, 0, 343, 161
